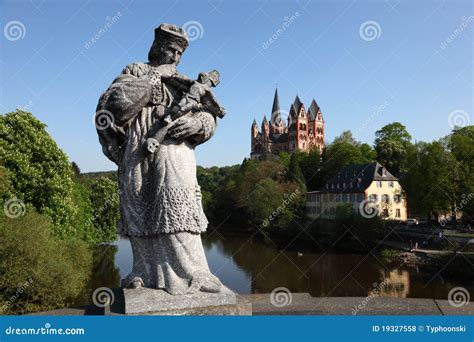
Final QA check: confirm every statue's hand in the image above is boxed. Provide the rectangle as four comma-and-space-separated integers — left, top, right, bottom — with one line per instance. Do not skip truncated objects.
168, 116, 203, 141
146, 138, 160, 154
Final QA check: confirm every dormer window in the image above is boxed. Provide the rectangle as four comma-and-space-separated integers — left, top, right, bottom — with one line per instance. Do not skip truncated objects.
343, 183, 346, 188
377, 166, 386, 177
331, 184, 334, 189
336, 183, 340, 189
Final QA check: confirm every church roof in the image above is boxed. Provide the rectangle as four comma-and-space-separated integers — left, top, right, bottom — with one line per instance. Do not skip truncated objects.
307, 99, 320, 120
252, 118, 258, 127
320, 162, 398, 193
291, 95, 303, 117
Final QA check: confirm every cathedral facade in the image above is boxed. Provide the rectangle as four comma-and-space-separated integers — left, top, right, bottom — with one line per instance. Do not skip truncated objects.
250, 89, 325, 159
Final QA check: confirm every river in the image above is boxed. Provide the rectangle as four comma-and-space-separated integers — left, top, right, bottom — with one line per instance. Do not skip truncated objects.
80, 231, 474, 306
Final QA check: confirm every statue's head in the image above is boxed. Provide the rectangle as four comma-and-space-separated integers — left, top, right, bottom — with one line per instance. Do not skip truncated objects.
148, 23, 189, 66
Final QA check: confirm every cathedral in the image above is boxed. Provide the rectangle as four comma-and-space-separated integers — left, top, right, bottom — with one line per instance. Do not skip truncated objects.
250, 89, 325, 159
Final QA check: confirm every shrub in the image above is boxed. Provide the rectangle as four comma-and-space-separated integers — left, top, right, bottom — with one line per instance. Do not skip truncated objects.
0, 210, 92, 314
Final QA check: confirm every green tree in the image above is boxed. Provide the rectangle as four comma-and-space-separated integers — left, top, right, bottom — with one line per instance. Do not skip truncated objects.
0, 110, 77, 238
374, 122, 412, 176
332, 130, 358, 145
287, 152, 306, 190
89, 177, 119, 243
0, 209, 91, 314
320, 131, 375, 186
299, 148, 321, 191
402, 141, 457, 218
448, 126, 474, 223
71, 161, 81, 177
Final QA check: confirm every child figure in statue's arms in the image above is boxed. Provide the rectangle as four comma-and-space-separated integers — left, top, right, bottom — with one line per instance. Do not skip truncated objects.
146, 69, 225, 154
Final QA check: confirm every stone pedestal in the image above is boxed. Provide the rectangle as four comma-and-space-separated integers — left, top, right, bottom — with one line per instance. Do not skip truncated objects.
123, 287, 251, 315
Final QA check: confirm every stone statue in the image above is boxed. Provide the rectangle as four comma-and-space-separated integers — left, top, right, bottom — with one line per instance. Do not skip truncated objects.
95, 24, 227, 296
146, 69, 225, 155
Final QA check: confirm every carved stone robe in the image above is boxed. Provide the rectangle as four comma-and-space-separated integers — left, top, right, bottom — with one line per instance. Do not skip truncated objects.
96, 62, 222, 294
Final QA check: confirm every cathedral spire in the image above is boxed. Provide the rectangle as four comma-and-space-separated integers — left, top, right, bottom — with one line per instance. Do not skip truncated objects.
271, 88, 281, 125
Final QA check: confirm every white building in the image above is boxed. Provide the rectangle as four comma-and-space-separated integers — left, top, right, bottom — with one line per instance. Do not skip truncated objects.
306, 162, 407, 221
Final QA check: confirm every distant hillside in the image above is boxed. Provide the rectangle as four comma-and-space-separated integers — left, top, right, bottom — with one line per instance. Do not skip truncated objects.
79, 170, 117, 183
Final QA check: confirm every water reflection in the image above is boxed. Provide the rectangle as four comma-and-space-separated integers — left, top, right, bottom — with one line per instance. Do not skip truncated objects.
76, 244, 121, 306
79, 231, 473, 306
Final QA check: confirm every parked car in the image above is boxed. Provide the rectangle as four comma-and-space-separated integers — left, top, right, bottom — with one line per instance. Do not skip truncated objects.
406, 218, 419, 226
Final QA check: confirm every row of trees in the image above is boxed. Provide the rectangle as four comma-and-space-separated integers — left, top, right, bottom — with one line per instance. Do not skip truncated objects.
200, 122, 474, 232
0, 110, 120, 314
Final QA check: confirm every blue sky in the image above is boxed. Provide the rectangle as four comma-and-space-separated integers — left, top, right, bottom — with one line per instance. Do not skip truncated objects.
1, 0, 472, 172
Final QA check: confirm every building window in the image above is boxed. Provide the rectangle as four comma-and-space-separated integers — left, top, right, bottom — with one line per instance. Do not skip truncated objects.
326, 184, 329, 189
343, 182, 346, 188
331, 184, 334, 189
369, 194, 378, 202
382, 209, 389, 217
376, 181, 383, 188
389, 181, 394, 188
382, 194, 390, 203
345, 194, 350, 202
337, 183, 340, 189
396, 209, 401, 218
350, 194, 355, 202
356, 194, 363, 202
394, 194, 402, 203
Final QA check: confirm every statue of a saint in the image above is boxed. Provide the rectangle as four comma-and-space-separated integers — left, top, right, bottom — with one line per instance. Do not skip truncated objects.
95, 23, 226, 296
